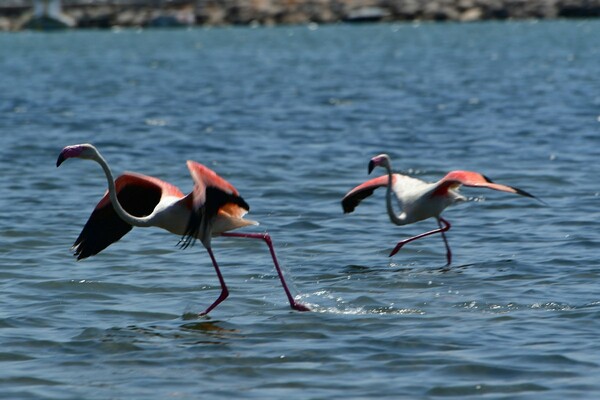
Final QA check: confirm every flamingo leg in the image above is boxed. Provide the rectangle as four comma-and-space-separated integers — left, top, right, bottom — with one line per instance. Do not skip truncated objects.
389, 218, 452, 265
220, 232, 310, 312
199, 247, 229, 316
438, 217, 452, 266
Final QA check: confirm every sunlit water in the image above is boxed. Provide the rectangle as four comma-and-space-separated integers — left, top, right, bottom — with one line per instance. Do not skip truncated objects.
1, 20, 599, 399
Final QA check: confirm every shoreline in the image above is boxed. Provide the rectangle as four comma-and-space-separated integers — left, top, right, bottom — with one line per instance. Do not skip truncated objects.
1, 0, 600, 31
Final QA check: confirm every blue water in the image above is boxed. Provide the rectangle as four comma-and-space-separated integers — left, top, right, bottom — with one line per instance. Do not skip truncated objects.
1, 20, 600, 399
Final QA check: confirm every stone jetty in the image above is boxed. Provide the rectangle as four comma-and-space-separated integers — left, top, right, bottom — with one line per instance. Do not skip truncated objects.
1, 0, 600, 31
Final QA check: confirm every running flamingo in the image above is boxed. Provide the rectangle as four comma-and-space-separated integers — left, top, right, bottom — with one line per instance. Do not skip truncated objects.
57, 143, 309, 315
342, 153, 539, 265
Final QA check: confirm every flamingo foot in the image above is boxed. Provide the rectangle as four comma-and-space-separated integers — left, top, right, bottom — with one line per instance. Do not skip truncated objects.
220, 232, 310, 312
389, 241, 407, 257
198, 288, 229, 317
291, 301, 311, 312
444, 251, 452, 267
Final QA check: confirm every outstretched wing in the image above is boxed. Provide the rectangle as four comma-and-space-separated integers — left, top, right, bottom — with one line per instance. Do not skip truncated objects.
430, 170, 538, 199
181, 161, 250, 248
72, 173, 177, 260
341, 175, 393, 214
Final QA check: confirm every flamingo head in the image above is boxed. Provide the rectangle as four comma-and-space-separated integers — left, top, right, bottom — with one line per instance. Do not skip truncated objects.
368, 153, 391, 174
56, 143, 99, 167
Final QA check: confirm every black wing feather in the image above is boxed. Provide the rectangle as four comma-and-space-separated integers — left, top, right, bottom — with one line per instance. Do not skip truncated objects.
73, 184, 162, 260
341, 187, 377, 214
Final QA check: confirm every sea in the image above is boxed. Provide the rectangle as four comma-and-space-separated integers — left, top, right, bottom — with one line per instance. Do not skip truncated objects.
0, 20, 599, 399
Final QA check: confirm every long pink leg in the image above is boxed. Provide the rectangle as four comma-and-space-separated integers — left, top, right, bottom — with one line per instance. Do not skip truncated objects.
437, 218, 452, 266
220, 232, 310, 312
199, 247, 229, 316
389, 218, 452, 265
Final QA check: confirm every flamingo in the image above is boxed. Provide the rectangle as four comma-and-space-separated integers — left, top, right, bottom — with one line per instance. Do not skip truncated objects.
56, 143, 310, 315
341, 153, 540, 266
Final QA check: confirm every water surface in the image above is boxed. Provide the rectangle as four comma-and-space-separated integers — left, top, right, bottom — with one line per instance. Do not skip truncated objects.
1, 20, 599, 399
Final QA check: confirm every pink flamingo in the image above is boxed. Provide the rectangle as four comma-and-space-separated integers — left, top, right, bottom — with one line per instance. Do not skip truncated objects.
57, 143, 310, 315
342, 153, 539, 266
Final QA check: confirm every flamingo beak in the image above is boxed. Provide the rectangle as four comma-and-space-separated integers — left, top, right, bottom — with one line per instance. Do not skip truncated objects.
56, 144, 88, 167
56, 152, 66, 167
368, 159, 376, 174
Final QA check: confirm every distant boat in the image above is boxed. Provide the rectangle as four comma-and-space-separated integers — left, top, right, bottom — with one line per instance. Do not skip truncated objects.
22, 0, 75, 30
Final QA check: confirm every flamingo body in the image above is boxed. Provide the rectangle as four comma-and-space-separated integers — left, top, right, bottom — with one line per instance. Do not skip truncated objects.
342, 154, 538, 265
344, 173, 467, 223
57, 143, 309, 314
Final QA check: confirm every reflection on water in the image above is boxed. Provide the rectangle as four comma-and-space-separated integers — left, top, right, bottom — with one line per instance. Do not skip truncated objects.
180, 321, 239, 337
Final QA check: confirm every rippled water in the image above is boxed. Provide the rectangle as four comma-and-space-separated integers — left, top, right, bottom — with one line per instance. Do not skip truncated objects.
1, 20, 600, 399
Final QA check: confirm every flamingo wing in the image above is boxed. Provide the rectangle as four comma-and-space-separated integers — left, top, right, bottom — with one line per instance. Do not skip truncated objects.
73, 173, 182, 260
182, 161, 250, 247
430, 170, 537, 199
341, 175, 392, 213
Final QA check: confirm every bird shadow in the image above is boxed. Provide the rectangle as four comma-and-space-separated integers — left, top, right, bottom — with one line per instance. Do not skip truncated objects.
83, 313, 243, 349
179, 320, 239, 337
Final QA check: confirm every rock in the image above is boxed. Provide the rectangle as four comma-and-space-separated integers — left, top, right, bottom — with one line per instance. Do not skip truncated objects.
0, 16, 12, 30
461, 7, 483, 20
344, 6, 390, 22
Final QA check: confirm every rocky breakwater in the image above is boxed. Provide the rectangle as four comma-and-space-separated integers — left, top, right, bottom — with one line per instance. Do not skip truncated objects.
196, 0, 600, 25
1, 0, 600, 31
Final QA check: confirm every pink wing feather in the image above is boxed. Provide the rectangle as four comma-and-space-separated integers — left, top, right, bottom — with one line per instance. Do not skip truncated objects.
95, 172, 184, 209
342, 175, 394, 214
181, 161, 250, 248
432, 170, 537, 199
186, 161, 239, 210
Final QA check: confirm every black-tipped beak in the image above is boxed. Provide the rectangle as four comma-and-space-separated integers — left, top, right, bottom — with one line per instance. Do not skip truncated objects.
368, 160, 375, 174
56, 153, 66, 167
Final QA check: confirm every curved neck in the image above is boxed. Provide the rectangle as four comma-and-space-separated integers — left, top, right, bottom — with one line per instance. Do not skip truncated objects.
382, 160, 405, 226
95, 152, 153, 227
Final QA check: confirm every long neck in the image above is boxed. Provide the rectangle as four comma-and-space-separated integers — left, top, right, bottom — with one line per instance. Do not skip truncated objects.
95, 152, 153, 227
382, 160, 405, 226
